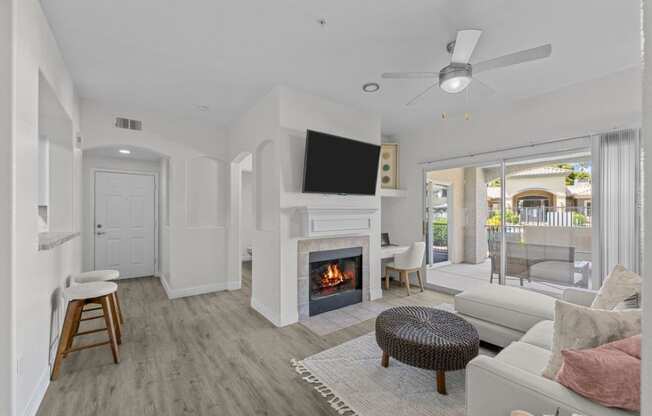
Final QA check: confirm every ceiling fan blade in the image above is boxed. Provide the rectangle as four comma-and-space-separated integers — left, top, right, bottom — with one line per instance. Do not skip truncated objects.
451, 29, 483, 64
406, 83, 439, 106
473, 44, 552, 74
382, 72, 437, 79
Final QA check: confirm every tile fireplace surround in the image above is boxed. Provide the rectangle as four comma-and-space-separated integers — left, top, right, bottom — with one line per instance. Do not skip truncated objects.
297, 236, 370, 321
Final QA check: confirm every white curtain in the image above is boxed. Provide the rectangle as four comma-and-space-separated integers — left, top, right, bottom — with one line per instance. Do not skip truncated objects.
594, 128, 641, 285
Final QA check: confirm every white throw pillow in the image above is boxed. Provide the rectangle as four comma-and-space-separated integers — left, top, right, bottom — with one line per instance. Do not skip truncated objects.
542, 300, 641, 380
591, 265, 641, 310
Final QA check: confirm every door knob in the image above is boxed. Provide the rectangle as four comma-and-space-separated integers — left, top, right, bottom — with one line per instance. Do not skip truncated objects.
96, 231, 106, 236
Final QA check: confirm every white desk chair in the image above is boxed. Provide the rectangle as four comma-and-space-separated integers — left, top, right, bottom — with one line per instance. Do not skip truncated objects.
384, 241, 426, 296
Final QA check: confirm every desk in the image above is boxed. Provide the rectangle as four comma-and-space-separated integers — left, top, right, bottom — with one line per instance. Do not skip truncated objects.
381, 245, 409, 260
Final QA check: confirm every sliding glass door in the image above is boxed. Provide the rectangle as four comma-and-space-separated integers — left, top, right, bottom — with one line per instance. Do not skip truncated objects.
423, 145, 593, 295
502, 151, 592, 292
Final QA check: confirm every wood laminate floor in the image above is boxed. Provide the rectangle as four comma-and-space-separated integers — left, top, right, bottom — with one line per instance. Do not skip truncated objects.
38, 263, 453, 416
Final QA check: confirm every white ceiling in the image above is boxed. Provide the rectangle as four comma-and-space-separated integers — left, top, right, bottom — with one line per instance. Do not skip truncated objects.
40, 0, 640, 135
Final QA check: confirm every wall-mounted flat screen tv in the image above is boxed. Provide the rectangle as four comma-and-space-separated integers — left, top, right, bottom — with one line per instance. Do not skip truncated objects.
302, 130, 381, 195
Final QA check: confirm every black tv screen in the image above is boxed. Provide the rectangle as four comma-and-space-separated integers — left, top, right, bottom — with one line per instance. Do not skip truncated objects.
302, 130, 381, 195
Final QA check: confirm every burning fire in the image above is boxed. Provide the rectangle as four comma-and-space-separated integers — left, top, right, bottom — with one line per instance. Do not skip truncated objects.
320, 263, 354, 288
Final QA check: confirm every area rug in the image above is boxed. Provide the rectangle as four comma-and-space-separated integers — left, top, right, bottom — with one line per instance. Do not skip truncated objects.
292, 333, 493, 416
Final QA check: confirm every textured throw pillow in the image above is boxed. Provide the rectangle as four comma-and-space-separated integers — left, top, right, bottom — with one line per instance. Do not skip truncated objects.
541, 300, 641, 379
556, 335, 641, 411
591, 265, 641, 310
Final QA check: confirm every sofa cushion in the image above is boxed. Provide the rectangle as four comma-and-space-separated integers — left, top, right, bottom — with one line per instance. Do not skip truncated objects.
520, 320, 554, 351
494, 341, 551, 376
455, 285, 556, 333
556, 335, 641, 412
591, 265, 642, 310
542, 300, 641, 379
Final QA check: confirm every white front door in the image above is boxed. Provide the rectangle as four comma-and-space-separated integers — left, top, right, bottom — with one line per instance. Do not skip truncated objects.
94, 171, 156, 278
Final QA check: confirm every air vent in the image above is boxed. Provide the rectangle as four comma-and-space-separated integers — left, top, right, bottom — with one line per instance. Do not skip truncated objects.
115, 117, 142, 131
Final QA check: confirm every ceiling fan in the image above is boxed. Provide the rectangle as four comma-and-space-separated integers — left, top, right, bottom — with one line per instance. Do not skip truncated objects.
382, 30, 552, 106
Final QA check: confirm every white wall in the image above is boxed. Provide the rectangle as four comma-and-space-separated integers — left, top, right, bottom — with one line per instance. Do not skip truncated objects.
0, 1, 14, 414
81, 100, 230, 298
383, 68, 642, 253
227, 88, 282, 323
159, 157, 171, 282
241, 171, 254, 258
642, 2, 651, 412
12, 1, 82, 415
81, 154, 161, 273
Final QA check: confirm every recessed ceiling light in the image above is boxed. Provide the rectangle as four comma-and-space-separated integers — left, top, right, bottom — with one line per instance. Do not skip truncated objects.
362, 82, 380, 93
196, 105, 209, 111
119, 149, 131, 154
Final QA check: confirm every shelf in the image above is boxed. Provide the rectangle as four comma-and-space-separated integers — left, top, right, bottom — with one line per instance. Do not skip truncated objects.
380, 188, 407, 198
38, 231, 80, 251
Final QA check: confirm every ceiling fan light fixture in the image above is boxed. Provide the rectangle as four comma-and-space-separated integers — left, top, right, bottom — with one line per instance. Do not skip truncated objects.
438, 64, 472, 94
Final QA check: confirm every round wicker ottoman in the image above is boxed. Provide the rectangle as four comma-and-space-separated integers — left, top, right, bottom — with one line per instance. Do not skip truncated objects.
375, 306, 479, 394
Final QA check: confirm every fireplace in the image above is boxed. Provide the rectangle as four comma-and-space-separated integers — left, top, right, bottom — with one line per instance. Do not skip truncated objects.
309, 247, 363, 316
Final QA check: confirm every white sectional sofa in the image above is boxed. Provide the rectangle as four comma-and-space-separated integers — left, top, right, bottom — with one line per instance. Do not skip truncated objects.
455, 285, 637, 416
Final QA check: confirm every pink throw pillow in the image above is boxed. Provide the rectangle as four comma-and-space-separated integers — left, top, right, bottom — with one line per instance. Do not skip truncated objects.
556, 334, 641, 411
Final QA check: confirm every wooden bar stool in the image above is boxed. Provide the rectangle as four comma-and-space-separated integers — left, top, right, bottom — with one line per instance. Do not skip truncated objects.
71, 270, 124, 326
51, 281, 120, 380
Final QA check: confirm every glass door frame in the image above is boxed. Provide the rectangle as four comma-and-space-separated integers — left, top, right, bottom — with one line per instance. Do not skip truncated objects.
421, 138, 593, 286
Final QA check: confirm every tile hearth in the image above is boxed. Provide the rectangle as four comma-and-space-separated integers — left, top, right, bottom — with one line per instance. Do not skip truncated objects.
300, 287, 455, 336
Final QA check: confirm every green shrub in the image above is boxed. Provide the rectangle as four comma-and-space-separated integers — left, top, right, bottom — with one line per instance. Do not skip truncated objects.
432, 218, 448, 246
486, 209, 519, 227
572, 212, 588, 226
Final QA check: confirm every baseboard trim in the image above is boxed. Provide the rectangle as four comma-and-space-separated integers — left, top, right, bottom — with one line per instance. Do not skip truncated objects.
370, 288, 383, 301
159, 276, 231, 299
23, 367, 50, 416
251, 298, 283, 327
424, 282, 462, 296
226, 280, 241, 291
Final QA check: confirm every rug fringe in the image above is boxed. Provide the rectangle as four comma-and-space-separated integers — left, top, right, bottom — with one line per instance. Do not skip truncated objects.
291, 359, 359, 416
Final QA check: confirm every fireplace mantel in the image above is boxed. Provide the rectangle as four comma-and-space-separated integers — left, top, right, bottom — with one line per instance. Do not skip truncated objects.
295, 207, 378, 237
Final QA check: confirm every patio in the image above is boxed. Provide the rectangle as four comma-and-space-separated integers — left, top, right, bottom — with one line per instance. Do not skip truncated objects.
426, 259, 585, 298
